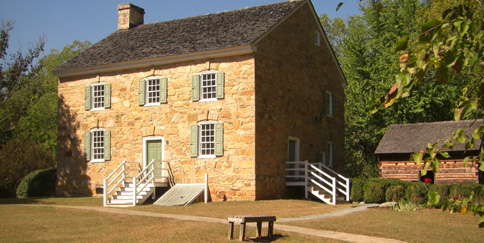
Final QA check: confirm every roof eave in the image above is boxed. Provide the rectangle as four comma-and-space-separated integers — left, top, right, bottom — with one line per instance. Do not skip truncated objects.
54, 45, 255, 78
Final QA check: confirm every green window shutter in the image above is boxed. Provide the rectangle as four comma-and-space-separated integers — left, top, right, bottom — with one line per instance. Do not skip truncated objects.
104, 84, 111, 108
191, 75, 200, 102
190, 125, 198, 157
216, 72, 224, 99
330, 93, 335, 116
160, 78, 168, 104
85, 86, 91, 110
215, 123, 224, 156
323, 92, 329, 115
138, 80, 146, 106
104, 130, 111, 160
84, 132, 91, 161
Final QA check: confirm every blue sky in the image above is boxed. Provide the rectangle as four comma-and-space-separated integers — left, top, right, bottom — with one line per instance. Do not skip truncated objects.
0, 0, 361, 54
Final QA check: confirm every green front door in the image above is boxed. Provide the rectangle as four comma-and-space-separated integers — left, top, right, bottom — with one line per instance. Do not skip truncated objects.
146, 140, 163, 177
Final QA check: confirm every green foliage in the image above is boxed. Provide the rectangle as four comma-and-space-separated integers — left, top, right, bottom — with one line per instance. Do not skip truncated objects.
386, 185, 406, 202
0, 139, 55, 198
350, 178, 366, 201
16, 167, 56, 198
450, 183, 484, 203
393, 199, 422, 211
12, 40, 91, 156
429, 191, 484, 228
364, 181, 386, 203
429, 184, 450, 202
405, 182, 429, 204
322, 1, 465, 178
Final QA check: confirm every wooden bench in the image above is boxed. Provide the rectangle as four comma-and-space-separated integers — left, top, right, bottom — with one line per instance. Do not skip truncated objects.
227, 215, 276, 241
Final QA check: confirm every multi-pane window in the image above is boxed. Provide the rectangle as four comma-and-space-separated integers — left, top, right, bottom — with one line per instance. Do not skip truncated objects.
201, 73, 217, 100
200, 123, 215, 156
315, 31, 321, 46
92, 84, 105, 109
324, 91, 334, 116
92, 130, 105, 161
147, 78, 160, 104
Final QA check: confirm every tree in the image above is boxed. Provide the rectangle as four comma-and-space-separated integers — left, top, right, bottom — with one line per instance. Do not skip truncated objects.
0, 21, 45, 145
13, 40, 91, 155
322, 0, 467, 177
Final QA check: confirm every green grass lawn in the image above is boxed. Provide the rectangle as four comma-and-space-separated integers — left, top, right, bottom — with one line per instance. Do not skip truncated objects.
0, 204, 342, 242
286, 208, 484, 243
1, 197, 484, 242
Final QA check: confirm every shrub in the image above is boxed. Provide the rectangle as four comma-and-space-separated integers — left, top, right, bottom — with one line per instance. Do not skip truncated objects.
405, 182, 429, 204
449, 183, 483, 201
350, 178, 365, 202
385, 185, 405, 202
0, 139, 55, 198
364, 181, 385, 203
16, 167, 56, 198
429, 184, 450, 200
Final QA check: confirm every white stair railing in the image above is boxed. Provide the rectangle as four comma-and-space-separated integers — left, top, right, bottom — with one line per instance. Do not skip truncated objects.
103, 161, 127, 207
285, 160, 350, 204
133, 159, 175, 206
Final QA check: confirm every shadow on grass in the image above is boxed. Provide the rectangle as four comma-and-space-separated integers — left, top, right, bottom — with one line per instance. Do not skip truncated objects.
0, 197, 54, 205
246, 234, 288, 242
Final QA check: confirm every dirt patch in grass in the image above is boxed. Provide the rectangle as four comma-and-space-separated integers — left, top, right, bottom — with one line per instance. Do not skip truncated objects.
0, 205, 344, 242
129, 199, 352, 219
285, 208, 484, 243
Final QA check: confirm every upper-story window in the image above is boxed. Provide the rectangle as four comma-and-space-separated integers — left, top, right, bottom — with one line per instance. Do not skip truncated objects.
85, 83, 111, 111
315, 31, 321, 46
324, 91, 334, 117
138, 77, 167, 106
190, 122, 224, 158
84, 129, 111, 162
191, 71, 224, 102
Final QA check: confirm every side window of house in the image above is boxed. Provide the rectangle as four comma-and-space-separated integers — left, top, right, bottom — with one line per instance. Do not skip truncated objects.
314, 31, 321, 46
138, 77, 168, 106
324, 91, 334, 116
191, 71, 224, 102
84, 129, 111, 162
190, 122, 223, 158
328, 142, 334, 167
85, 83, 111, 111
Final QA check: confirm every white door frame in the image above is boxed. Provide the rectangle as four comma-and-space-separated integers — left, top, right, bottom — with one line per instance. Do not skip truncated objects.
288, 136, 300, 162
142, 136, 164, 169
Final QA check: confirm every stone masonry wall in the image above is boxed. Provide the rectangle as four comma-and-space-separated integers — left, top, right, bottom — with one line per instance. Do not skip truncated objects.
254, 4, 346, 199
57, 55, 257, 200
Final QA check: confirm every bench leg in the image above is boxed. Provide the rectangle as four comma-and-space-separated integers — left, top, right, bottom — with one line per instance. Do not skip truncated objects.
268, 221, 274, 239
256, 222, 262, 238
239, 222, 246, 241
228, 222, 234, 240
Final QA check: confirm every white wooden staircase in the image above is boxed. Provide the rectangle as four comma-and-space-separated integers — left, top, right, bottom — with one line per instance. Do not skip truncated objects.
286, 161, 350, 205
103, 160, 175, 207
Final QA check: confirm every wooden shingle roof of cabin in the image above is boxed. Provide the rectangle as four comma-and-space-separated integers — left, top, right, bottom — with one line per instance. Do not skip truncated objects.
375, 120, 484, 155
54, 1, 303, 73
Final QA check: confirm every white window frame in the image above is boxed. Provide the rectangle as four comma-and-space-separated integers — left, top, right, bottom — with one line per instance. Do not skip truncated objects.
144, 77, 161, 106
198, 121, 217, 158
199, 71, 218, 102
91, 83, 105, 111
315, 31, 321, 46
288, 137, 300, 162
328, 142, 334, 167
326, 91, 334, 117
90, 129, 105, 163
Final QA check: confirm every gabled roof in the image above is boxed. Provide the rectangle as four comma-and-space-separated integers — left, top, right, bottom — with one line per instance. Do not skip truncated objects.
54, 0, 303, 75
375, 119, 484, 155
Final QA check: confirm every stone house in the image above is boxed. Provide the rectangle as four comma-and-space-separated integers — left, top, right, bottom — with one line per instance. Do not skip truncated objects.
54, 0, 346, 201
375, 120, 483, 184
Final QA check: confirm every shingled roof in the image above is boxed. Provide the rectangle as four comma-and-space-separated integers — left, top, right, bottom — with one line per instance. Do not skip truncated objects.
375, 120, 484, 155
54, 0, 303, 73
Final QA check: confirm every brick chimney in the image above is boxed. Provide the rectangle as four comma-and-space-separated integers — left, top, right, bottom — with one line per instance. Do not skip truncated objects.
117, 3, 145, 30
